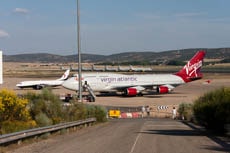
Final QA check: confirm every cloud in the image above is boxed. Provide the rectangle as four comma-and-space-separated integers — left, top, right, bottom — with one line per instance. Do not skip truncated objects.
13, 8, 29, 14
135, 13, 161, 20
174, 12, 206, 18
0, 30, 9, 38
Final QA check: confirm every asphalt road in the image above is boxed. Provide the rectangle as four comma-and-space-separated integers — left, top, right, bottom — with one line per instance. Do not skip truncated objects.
7, 118, 229, 153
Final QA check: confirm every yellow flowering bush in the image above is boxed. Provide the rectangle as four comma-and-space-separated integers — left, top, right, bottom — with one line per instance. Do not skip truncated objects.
0, 89, 36, 133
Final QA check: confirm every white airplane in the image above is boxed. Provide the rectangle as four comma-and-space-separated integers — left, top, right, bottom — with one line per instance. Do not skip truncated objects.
16, 69, 70, 90
62, 51, 205, 96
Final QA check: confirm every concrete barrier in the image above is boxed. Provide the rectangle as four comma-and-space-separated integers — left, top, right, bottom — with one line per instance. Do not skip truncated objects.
120, 112, 141, 118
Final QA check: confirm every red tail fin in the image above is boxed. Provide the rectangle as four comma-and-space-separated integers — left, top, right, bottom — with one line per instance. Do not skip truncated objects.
175, 50, 206, 82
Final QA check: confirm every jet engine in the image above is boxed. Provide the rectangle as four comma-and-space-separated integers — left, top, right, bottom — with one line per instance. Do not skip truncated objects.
157, 85, 174, 94
124, 86, 145, 96
33, 85, 44, 90
124, 88, 138, 96
157, 86, 169, 94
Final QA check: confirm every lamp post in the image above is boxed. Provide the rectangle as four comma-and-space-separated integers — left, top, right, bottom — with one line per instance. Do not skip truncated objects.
77, 0, 82, 102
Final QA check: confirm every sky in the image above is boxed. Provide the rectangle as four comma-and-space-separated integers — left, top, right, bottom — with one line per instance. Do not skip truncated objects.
1, 0, 230, 55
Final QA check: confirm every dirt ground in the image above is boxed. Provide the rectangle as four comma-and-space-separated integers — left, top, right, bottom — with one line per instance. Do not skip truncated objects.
0, 73, 229, 109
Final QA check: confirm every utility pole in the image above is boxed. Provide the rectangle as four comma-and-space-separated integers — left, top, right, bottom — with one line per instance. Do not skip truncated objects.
77, 0, 82, 102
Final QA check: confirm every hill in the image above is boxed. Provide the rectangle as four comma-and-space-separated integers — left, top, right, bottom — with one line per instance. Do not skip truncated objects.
3, 48, 230, 64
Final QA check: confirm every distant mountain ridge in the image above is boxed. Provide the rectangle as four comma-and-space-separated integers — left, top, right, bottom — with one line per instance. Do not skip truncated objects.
3, 48, 230, 63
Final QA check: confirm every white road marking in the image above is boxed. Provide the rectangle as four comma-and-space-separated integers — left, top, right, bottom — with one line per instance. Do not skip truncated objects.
129, 131, 141, 153
129, 122, 147, 153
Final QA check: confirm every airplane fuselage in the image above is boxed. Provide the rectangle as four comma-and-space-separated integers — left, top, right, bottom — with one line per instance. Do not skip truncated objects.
16, 80, 64, 89
62, 72, 185, 92
16, 69, 70, 90
62, 51, 205, 96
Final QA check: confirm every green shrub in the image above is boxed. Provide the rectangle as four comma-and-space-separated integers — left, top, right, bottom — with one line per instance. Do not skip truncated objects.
0, 88, 108, 133
178, 103, 193, 121
83, 105, 107, 122
1, 120, 36, 134
94, 106, 107, 122
86, 105, 97, 118
26, 89, 107, 127
35, 112, 53, 127
62, 103, 87, 121
193, 87, 230, 133
27, 88, 63, 125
